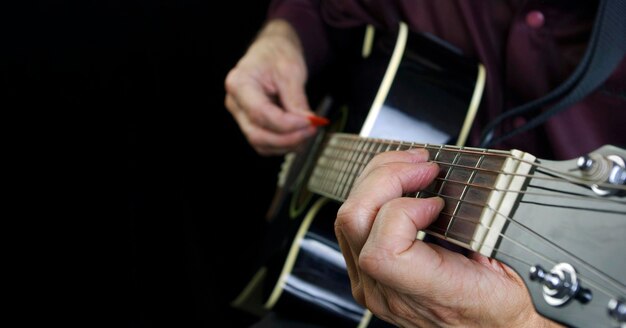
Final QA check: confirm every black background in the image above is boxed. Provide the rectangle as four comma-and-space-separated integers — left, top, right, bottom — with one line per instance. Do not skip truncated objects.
5, 1, 282, 327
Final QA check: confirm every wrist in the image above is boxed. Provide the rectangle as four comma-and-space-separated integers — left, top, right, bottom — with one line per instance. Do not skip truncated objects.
258, 19, 303, 52
512, 310, 565, 328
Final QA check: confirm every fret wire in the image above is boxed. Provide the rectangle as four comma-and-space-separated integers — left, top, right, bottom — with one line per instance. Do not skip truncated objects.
318, 139, 395, 199
313, 164, 626, 296
319, 139, 334, 193
345, 140, 376, 198
314, 162, 626, 297
334, 139, 358, 195
312, 137, 626, 297
414, 142, 428, 199
427, 210, 624, 299
421, 186, 626, 294
435, 176, 625, 204
315, 143, 327, 192
325, 140, 625, 191
332, 138, 349, 196
431, 144, 444, 163
313, 167, 626, 295
327, 143, 508, 177
352, 138, 370, 192
316, 153, 363, 170
458, 213, 624, 298
337, 133, 507, 156
439, 150, 462, 238
427, 219, 612, 300
435, 161, 625, 191
325, 138, 344, 193
314, 158, 367, 197
317, 149, 366, 196
341, 139, 369, 198
334, 138, 356, 196
322, 137, 336, 192
385, 142, 391, 151
340, 138, 367, 199
318, 135, 625, 206
446, 151, 486, 238
334, 138, 357, 198
333, 134, 626, 189
316, 148, 624, 205
324, 137, 336, 192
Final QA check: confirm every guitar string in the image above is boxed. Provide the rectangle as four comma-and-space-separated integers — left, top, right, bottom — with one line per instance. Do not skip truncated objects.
313, 152, 626, 206
313, 160, 626, 294
310, 149, 626, 295
318, 136, 626, 287
311, 178, 625, 303
314, 159, 625, 206
332, 133, 626, 191
315, 141, 626, 221
427, 211, 621, 302
440, 231, 618, 304
418, 179, 626, 297
312, 173, 625, 300
327, 139, 626, 193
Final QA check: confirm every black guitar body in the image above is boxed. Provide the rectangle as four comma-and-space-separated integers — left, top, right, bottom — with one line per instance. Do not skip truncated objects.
232, 23, 484, 327
264, 200, 362, 326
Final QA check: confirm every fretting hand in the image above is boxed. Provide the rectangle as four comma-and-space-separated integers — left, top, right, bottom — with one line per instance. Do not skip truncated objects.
334, 148, 561, 328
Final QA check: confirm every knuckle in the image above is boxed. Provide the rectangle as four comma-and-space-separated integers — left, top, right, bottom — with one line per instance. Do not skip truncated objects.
336, 202, 360, 231
358, 249, 380, 277
386, 297, 413, 319
224, 69, 239, 92
380, 198, 408, 214
247, 108, 267, 126
368, 163, 400, 181
351, 286, 365, 306
255, 147, 271, 156
363, 292, 385, 317
277, 60, 301, 75
224, 96, 236, 113
368, 151, 399, 167
246, 131, 265, 148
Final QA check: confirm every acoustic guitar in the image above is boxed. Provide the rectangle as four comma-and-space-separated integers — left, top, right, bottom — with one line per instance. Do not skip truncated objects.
231, 23, 626, 328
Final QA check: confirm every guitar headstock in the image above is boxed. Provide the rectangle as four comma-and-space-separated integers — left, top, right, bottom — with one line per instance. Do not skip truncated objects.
493, 145, 626, 327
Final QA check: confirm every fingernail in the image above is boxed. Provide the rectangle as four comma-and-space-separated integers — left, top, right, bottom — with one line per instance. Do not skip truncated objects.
307, 115, 330, 127
406, 148, 429, 157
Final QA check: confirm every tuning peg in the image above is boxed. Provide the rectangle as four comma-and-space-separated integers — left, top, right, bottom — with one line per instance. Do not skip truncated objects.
529, 263, 592, 307
608, 299, 626, 325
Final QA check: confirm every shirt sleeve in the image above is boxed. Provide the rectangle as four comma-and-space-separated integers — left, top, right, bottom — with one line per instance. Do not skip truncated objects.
267, 0, 331, 73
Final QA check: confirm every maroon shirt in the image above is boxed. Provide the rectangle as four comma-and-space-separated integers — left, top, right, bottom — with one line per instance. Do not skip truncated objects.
268, 0, 626, 160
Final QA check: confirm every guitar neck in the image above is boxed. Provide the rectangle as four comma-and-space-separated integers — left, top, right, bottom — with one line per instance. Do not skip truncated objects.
308, 132, 536, 256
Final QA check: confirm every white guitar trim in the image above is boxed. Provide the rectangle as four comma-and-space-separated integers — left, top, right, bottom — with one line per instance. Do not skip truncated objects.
359, 22, 408, 137
359, 22, 486, 149
457, 63, 485, 147
264, 197, 331, 309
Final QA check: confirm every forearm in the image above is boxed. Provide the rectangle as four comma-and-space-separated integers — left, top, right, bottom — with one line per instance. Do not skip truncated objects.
267, 0, 330, 72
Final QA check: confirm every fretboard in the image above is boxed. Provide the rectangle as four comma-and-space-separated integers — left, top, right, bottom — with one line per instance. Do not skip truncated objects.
308, 133, 536, 256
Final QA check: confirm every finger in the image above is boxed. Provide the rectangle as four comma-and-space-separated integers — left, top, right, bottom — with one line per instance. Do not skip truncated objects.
232, 109, 315, 154
235, 83, 311, 133
336, 159, 439, 258
274, 65, 312, 116
338, 228, 393, 320
359, 197, 445, 288
356, 148, 431, 184
334, 227, 365, 304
